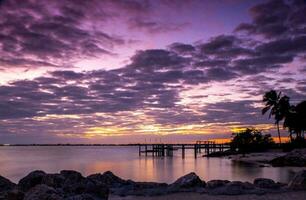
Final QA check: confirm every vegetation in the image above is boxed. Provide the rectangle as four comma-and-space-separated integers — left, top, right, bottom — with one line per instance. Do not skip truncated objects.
230, 128, 274, 153
283, 101, 306, 140
262, 90, 306, 147
262, 90, 290, 144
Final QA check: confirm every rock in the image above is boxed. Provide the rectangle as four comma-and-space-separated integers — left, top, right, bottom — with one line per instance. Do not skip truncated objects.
42, 173, 66, 188
5, 189, 24, 200
18, 170, 46, 192
112, 183, 168, 196
24, 184, 63, 200
208, 181, 262, 195
60, 170, 84, 183
64, 194, 96, 200
254, 178, 280, 189
288, 170, 306, 190
168, 172, 205, 192
271, 149, 306, 167
61, 178, 109, 199
87, 171, 127, 188
171, 172, 205, 188
206, 180, 230, 189
0, 175, 16, 193
82, 179, 109, 199
223, 181, 255, 195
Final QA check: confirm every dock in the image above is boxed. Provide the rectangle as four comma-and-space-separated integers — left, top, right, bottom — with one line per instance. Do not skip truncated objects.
138, 141, 230, 158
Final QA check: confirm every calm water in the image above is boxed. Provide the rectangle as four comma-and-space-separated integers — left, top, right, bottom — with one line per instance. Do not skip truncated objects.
0, 146, 302, 183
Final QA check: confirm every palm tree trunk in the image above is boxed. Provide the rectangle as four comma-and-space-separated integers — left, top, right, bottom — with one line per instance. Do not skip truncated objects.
277, 123, 282, 145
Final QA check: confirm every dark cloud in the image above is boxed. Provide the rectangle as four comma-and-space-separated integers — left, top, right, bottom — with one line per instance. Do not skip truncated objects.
0, 0, 147, 69
128, 49, 189, 70
198, 35, 254, 58
206, 67, 237, 81
168, 43, 196, 55
255, 36, 306, 56
128, 18, 188, 33
233, 55, 294, 74
51, 70, 85, 80
235, 0, 306, 38
202, 100, 268, 125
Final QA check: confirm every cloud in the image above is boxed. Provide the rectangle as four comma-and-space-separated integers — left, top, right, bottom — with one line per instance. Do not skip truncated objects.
235, 0, 306, 38
128, 19, 188, 34
198, 35, 254, 58
201, 100, 267, 125
255, 36, 306, 56
0, 0, 139, 70
168, 43, 196, 55
1, 0, 306, 142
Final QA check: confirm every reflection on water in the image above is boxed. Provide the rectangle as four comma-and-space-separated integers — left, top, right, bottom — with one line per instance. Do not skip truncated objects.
0, 146, 303, 183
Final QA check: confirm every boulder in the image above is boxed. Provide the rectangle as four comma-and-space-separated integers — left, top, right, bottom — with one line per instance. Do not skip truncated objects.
87, 171, 127, 188
18, 170, 46, 191
5, 189, 24, 200
81, 179, 109, 199
60, 170, 84, 183
171, 172, 205, 188
168, 172, 205, 192
222, 181, 255, 195
254, 178, 280, 189
42, 173, 66, 188
0, 175, 16, 193
206, 180, 230, 189
208, 181, 262, 195
61, 178, 109, 199
24, 184, 63, 200
288, 170, 306, 190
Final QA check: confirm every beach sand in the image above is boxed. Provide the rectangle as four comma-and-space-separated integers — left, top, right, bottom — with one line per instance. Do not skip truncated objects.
110, 191, 306, 200
229, 151, 285, 166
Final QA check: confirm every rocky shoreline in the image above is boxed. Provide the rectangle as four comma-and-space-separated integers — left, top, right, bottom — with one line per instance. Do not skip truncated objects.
1, 169, 306, 200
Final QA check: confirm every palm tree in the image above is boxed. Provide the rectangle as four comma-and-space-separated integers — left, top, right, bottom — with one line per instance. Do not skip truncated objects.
262, 90, 290, 144
283, 105, 297, 141
296, 101, 306, 139
285, 101, 306, 139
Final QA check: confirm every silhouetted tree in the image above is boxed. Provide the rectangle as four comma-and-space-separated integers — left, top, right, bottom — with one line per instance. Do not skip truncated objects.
230, 128, 274, 153
262, 90, 290, 144
284, 101, 306, 140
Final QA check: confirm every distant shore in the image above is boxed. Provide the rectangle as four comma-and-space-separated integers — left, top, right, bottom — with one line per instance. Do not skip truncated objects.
0, 143, 142, 146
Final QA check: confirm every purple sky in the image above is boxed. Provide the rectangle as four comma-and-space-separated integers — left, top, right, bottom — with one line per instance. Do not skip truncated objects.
0, 0, 306, 144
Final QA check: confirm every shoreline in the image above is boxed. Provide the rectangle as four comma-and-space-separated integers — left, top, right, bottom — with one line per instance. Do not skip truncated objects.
225, 148, 306, 167
227, 151, 286, 166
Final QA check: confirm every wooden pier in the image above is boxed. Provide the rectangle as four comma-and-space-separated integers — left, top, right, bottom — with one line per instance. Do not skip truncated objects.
138, 141, 230, 158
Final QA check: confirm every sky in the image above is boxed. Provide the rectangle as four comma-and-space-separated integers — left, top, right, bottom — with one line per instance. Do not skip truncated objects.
0, 0, 306, 144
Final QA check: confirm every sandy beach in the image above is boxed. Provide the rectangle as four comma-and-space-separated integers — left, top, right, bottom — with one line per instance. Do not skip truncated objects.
228, 151, 285, 166
111, 191, 306, 200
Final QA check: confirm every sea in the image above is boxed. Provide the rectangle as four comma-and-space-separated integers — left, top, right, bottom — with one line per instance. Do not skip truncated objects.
0, 146, 302, 183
